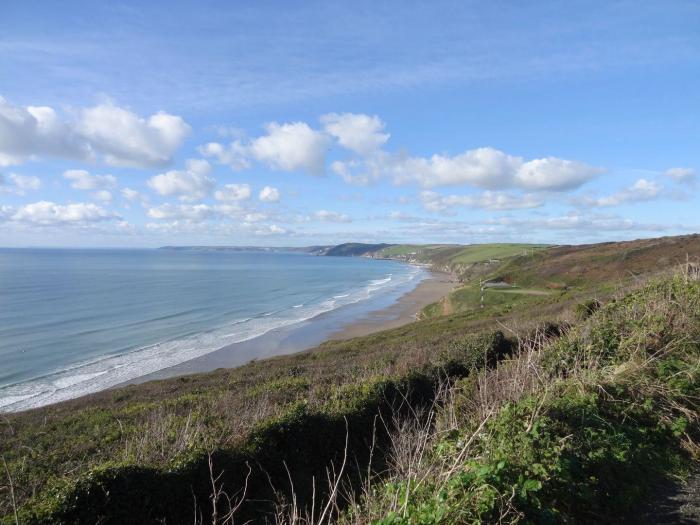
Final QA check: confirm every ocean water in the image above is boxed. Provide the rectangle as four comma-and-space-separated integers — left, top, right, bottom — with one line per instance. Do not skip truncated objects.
0, 249, 425, 412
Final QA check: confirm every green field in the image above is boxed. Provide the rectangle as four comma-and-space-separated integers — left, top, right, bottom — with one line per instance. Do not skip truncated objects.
448, 243, 548, 264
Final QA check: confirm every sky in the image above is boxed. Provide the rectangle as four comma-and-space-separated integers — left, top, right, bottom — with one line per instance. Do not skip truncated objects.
0, 0, 699, 248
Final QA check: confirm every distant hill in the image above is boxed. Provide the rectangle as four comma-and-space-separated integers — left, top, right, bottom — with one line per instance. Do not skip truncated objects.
322, 242, 395, 256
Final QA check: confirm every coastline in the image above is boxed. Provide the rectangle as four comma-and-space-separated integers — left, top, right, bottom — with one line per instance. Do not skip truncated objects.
326, 269, 455, 340
126, 269, 457, 385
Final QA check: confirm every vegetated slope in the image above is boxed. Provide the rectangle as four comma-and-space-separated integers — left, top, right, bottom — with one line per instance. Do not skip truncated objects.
343, 272, 700, 524
371, 243, 547, 277
1, 234, 699, 524
323, 243, 396, 257
424, 234, 700, 319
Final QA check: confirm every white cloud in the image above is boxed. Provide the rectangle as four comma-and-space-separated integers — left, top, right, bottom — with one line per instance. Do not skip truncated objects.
250, 122, 330, 175
392, 148, 520, 189
313, 209, 351, 222
93, 190, 113, 202
63, 169, 117, 190
198, 141, 250, 170
8, 173, 41, 191
486, 212, 670, 232
214, 183, 252, 202
63, 169, 117, 202
321, 113, 389, 155
77, 104, 190, 168
259, 186, 280, 202
0, 172, 41, 195
389, 148, 599, 191
243, 212, 268, 222
264, 224, 287, 235
664, 167, 696, 184
199, 115, 600, 193
147, 203, 214, 223
330, 159, 373, 186
147, 159, 215, 201
143, 220, 290, 238
10, 201, 118, 225
0, 96, 190, 168
0, 205, 14, 221
514, 157, 602, 191
121, 187, 150, 207
580, 178, 662, 207
204, 122, 330, 176
0, 97, 89, 166
420, 190, 543, 213
388, 211, 422, 222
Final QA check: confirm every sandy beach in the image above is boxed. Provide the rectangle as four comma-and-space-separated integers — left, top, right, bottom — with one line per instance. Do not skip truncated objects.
327, 269, 456, 340
127, 269, 457, 384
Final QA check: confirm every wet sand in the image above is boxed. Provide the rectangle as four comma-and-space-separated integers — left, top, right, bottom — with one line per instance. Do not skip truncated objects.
127, 270, 457, 385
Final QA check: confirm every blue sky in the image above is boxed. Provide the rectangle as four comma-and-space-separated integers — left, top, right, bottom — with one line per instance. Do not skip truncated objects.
0, 0, 698, 247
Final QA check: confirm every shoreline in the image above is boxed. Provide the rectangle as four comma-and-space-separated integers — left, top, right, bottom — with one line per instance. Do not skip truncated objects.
126, 268, 457, 385
326, 269, 455, 340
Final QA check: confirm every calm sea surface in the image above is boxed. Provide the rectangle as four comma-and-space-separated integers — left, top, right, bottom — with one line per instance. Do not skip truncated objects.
0, 249, 424, 412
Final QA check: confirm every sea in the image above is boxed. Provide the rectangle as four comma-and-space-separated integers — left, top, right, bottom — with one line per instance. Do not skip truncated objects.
0, 248, 426, 412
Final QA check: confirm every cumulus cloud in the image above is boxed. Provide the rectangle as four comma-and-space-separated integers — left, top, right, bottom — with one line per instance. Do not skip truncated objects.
201, 122, 330, 176
0, 172, 41, 195
262, 224, 287, 235
147, 159, 215, 201
147, 203, 214, 223
214, 183, 252, 202
321, 113, 389, 155
0, 96, 190, 168
63, 169, 116, 190
8, 201, 118, 225
63, 169, 118, 202
664, 167, 696, 184
259, 186, 280, 202
420, 190, 543, 213
199, 115, 600, 193
198, 141, 250, 170
250, 122, 330, 175
243, 212, 268, 222
579, 178, 662, 207
121, 187, 150, 207
391, 148, 600, 191
330, 159, 374, 186
514, 158, 602, 191
8, 173, 41, 191
77, 104, 190, 168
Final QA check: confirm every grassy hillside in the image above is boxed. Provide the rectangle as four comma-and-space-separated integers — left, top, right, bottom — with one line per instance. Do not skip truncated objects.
342, 273, 700, 523
2, 234, 700, 523
373, 243, 546, 270
423, 234, 700, 319
324, 243, 395, 257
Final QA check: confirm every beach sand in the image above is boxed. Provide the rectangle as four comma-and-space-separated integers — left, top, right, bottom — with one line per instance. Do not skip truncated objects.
327, 270, 456, 340
127, 269, 457, 384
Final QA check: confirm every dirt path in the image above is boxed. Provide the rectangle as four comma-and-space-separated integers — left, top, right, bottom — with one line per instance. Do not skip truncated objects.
634, 471, 700, 524
487, 288, 553, 296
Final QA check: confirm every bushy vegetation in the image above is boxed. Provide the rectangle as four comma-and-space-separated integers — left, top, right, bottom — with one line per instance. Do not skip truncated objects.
0, 320, 515, 523
339, 274, 700, 524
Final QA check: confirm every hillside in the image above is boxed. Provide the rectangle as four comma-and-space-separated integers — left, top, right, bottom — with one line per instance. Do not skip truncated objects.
2, 234, 700, 524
